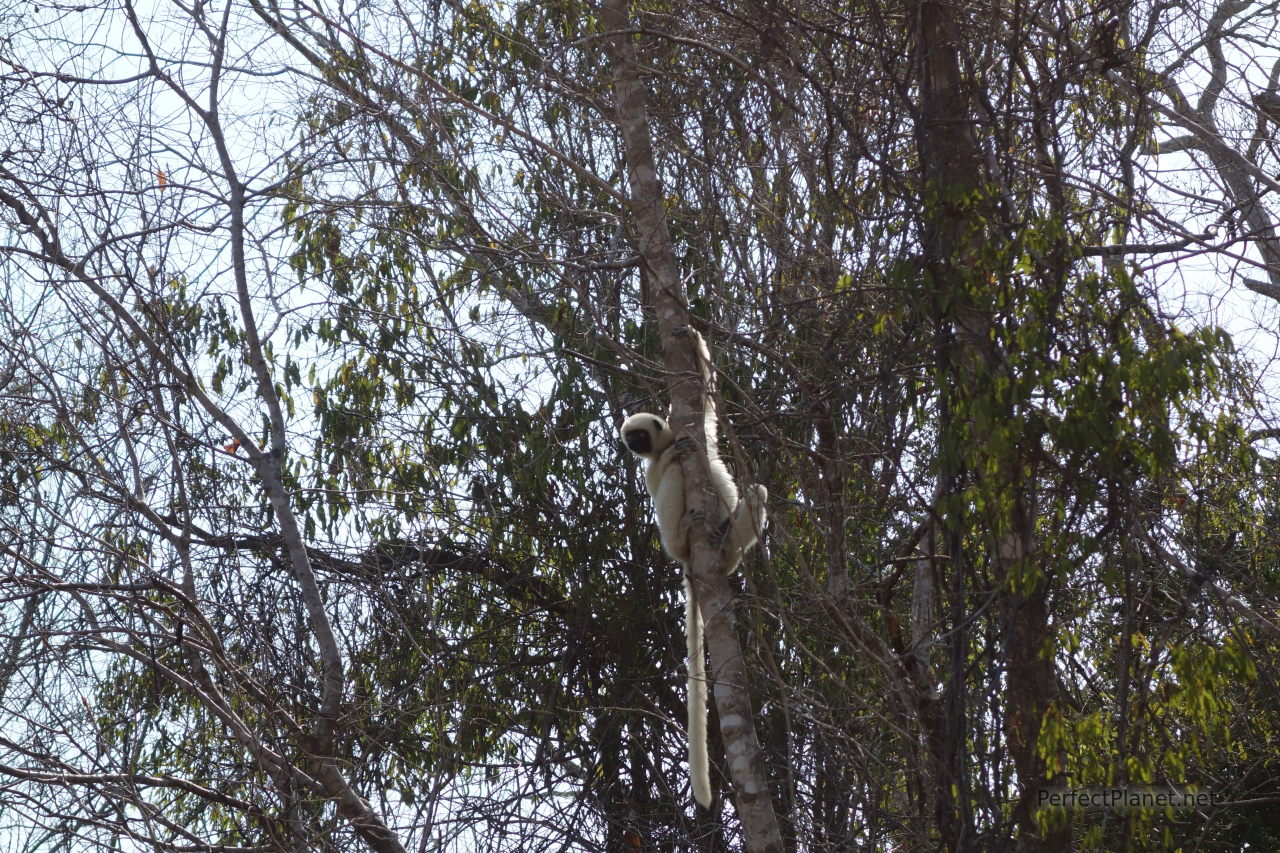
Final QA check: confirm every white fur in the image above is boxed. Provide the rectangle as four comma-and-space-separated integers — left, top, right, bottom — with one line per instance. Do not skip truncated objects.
620, 406, 766, 808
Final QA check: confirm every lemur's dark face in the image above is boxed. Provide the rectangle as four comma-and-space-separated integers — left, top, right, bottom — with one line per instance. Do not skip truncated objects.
623, 427, 653, 455
621, 414, 670, 457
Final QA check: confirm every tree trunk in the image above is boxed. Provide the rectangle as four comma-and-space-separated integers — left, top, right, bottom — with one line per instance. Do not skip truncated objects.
600, 2, 784, 849
911, 0, 1070, 849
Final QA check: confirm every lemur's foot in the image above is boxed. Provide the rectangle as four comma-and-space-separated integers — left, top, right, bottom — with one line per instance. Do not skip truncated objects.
683, 507, 707, 532
712, 515, 732, 547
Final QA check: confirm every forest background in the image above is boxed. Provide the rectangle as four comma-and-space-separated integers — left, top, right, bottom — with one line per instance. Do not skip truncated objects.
0, 0, 1278, 850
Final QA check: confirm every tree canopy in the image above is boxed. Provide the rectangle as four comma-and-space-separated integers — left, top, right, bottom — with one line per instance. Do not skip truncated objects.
0, 0, 1278, 850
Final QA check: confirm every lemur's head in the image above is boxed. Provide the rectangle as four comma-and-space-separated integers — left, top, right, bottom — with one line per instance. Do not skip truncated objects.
620, 413, 674, 459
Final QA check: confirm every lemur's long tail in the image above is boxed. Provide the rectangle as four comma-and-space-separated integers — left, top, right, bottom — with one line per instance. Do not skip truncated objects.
686, 574, 712, 809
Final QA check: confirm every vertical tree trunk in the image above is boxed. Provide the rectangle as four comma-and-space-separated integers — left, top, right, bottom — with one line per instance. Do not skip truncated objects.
911, 0, 1070, 849
600, 2, 783, 849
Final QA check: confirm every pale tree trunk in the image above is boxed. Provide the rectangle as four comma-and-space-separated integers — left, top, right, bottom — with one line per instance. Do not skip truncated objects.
600, 2, 784, 849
